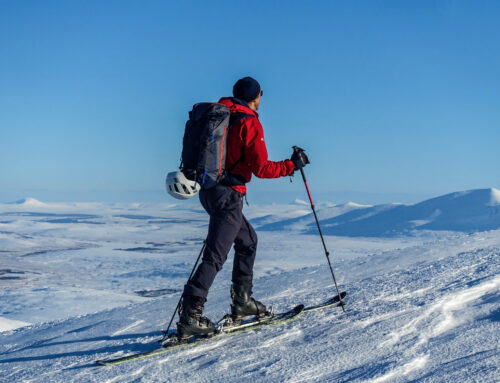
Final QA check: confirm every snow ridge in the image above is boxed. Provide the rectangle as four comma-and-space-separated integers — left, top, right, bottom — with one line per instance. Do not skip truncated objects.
11, 198, 47, 207
260, 188, 500, 236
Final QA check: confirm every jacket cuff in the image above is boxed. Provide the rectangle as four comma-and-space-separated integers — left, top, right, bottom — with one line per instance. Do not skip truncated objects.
284, 160, 295, 175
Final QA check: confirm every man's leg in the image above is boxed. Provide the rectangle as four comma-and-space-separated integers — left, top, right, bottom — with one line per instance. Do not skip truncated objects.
183, 185, 243, 299
178, 186, 244, 338
232, 215, 258, 283
230, 215, 267, 318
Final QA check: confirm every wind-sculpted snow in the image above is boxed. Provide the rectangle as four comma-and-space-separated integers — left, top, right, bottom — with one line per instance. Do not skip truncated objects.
0, 198, 499, 382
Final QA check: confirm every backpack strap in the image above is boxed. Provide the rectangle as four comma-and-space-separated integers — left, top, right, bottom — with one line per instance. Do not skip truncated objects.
226, 157, 243, 173
226, 112, 253, 173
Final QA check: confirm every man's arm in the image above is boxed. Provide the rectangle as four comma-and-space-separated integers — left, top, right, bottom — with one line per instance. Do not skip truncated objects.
242, 118, 295, 178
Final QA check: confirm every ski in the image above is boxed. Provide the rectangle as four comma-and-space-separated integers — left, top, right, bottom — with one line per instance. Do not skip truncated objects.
95, 291, 346, 366
219, 290, 346, 333
304, 290, 346, 312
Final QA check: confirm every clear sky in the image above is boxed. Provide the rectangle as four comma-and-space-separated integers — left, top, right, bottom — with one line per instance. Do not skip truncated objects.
1, 0, 499, 204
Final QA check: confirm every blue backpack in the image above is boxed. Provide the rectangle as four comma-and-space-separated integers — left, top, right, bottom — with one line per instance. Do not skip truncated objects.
181, 103, 251, 189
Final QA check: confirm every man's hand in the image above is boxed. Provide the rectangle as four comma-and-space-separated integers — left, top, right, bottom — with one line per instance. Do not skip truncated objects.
291, 146, 310, 170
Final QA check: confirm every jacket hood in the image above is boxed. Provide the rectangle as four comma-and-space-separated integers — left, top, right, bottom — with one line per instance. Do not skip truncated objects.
218, 97, 259, 118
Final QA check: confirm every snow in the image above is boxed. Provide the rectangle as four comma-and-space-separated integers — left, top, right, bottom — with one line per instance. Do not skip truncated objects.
0, 190, 499, 382
262, 188, 500, 236
0, 317, 30, 332
11, 198, 48, 207
293, 198, 308, 205
490, 187, 500, 205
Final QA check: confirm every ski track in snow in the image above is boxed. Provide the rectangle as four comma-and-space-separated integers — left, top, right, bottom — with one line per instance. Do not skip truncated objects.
0, 201, 499, 382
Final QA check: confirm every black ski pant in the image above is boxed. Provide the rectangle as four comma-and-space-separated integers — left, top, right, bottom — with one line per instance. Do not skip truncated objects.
183, 184, 257, 299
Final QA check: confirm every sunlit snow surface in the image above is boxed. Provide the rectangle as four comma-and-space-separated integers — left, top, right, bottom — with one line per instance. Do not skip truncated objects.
0, 197, 499, 382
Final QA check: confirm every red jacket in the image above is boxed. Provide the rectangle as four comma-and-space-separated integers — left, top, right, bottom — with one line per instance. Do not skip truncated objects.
218, 97, 295, 194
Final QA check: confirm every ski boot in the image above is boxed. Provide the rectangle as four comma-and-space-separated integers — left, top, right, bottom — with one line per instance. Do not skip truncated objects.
230, 280, 270, 322
176, 295, 215, 341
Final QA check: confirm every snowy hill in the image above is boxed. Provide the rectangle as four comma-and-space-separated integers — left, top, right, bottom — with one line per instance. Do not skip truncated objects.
10, 198, 48, 207
252, 201, 371, 231
260, 188, 500, 236
0, 195, 499, 382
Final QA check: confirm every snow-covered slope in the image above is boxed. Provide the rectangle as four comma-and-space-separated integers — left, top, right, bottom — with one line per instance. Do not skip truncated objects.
255, 201, 371, 231
261, 188, 500, 236
10, 198, 48, 208
0, 195, 499, 382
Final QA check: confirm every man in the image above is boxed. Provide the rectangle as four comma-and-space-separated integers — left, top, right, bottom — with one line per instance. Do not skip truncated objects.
177, 76, 309, 339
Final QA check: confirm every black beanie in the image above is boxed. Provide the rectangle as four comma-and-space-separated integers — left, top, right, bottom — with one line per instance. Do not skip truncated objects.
233, 77, 261, 102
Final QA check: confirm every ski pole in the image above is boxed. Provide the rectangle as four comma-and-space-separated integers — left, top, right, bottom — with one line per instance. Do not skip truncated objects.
293, 146, 345, 312
160, 241, 206, 343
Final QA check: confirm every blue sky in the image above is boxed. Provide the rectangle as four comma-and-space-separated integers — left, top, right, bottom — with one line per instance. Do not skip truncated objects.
1, 0, 499, 204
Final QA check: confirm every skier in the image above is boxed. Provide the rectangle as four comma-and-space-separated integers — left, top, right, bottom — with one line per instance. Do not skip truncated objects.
176, 76, 310, 339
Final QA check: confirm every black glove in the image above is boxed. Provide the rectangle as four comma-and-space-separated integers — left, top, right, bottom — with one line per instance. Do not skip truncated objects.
291, 146, 310, 170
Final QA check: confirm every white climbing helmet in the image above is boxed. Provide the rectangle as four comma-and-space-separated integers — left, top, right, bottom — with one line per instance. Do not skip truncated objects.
165, 171, 200, 200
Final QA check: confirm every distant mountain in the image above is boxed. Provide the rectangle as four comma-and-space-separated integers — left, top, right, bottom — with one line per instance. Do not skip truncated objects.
10, 198, 47, 207
259, 188, 500, 236
255, 201, 372, 231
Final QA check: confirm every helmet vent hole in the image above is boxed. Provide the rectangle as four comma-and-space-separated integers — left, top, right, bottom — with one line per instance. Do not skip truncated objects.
181, 184, 190, 194
174, 184, 180, 193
